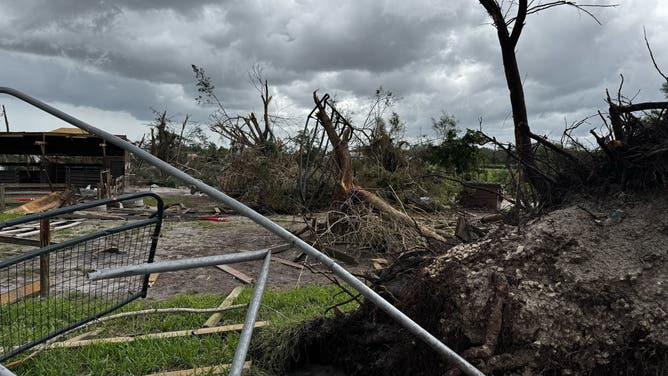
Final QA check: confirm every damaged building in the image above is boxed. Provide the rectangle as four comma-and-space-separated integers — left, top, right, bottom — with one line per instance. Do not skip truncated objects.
0, 128, 127, 207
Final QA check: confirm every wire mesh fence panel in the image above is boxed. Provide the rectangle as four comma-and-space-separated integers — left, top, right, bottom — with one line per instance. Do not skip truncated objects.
0, 193, 162, 362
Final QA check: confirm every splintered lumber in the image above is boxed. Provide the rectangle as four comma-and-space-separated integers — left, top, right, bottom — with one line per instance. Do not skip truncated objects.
203, 286, 244, 328
272, 256, 304, 270
145, 361, 251, 376
215, 265, 254, 284
0, 280, 40, 305
49, 322, 267, 348
148, 273, 160, 287
4, 189, 74, 214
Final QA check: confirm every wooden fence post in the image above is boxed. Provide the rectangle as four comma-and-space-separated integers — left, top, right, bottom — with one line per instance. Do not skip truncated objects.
0, 185, 5, 211
39, 218, 50, 298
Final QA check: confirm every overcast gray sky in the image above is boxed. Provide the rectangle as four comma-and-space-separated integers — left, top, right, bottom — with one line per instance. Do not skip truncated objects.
0, 0, 666, 145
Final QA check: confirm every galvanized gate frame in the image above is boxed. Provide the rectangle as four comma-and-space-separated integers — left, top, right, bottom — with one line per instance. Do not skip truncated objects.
0, 87, 485, 376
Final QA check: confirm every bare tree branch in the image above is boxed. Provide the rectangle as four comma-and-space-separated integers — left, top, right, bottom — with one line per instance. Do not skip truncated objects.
643, 26, 668, 82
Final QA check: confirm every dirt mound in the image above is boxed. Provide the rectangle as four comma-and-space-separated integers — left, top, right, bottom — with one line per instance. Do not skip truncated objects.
283, 194, 668, 375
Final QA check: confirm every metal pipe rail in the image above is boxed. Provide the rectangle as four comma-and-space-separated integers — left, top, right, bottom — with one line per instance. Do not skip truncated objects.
0, 87, 485, 376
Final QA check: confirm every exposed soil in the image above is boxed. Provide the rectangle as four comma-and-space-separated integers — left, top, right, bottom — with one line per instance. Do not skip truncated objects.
284, 192, 668, 375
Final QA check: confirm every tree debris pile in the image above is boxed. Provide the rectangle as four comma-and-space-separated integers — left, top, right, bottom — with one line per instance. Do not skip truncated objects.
281, 193, 668, 375
586, 94, 668, 191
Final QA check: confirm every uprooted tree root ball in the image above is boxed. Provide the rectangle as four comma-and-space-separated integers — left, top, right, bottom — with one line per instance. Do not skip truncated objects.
267, 193, 667, 375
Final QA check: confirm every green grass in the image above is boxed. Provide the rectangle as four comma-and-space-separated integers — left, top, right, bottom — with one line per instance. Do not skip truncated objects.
0, 212, 22, 221
143, 197, 177, 208
7, 285, 358, 375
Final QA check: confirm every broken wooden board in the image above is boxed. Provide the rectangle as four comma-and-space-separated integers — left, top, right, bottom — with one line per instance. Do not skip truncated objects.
0, 280, 40, 305
215, 265, 254, 284
145, 361, 251, 376
203, 286, 244, 328
49, 322, 268, 348
4, 189, 74, 215
272, 256, 304, 270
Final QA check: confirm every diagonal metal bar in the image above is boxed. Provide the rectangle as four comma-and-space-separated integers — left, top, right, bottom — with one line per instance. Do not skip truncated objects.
230, 251, 271, 376
0, 87, 485, 376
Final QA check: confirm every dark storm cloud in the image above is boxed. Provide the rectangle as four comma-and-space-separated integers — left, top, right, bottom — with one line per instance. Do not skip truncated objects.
0, 0, 665, 143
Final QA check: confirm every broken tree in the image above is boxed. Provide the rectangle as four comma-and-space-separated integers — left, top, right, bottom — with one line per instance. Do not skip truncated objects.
310, 92, 447, 246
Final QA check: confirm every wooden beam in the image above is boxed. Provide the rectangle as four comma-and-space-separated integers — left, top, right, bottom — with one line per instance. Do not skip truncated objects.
272, 256, 304, 270
0, 280, 40, 305
0, 235, 41, 247
145, 361, 251, 376
215, 265, 254, 284
202, 286, 244, 328
49, 322, 267, 348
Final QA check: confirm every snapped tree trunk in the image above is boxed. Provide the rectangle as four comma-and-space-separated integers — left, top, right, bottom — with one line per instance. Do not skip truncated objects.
312, 92, 447, 245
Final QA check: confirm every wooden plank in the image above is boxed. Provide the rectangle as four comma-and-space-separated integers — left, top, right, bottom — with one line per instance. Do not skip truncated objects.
202, 286, 244, 328
272, 256, 304, 270
63, 328, 104, 344
215, 265, 254, 284
0, 235, 41, 246
145, 361, 251, 376
49, 322, 267, 348
0, 280, 40, 305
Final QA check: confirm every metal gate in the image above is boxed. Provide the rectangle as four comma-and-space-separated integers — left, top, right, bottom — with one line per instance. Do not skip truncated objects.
0, 193, 163, 362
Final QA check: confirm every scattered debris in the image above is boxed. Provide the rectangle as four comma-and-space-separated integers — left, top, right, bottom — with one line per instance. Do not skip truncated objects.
4, 189, 74, 214
215, 265, 254, 284
198, 216, 230, 222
